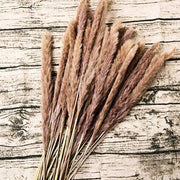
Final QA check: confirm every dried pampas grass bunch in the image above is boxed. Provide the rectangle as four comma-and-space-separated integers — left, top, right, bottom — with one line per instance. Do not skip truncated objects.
36, 0, 175, 179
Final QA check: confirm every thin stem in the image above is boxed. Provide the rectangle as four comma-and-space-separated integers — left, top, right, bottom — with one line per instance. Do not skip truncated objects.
67, 132, 105, 179
59, 76, 83, 179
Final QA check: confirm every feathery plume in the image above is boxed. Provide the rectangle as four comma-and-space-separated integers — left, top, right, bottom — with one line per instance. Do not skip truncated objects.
81, 19, 91, 65
130, 49, 176, 103
103, 39, 135, 96
41, 32, 53, 151
50, 20, 77, 137
78, 21, 121, 145
52, 27, 70, 112
101, 43, 159, 132
81, 0, 108, 74
59, 20, 77, 114
91, 44, 139, 142
119, 28, 135, 46
74, 0, 109, 141
68, 0, 88, 116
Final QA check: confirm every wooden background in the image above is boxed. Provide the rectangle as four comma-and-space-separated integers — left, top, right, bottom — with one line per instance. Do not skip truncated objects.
0, 0, 180, 179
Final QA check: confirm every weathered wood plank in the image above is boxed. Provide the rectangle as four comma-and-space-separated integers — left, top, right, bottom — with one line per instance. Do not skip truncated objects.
0, 104, 180, 158
1, 86, 180, 111
0, 42, 179, 69
0, 20, 179, 49
0, 60, 179, 110
0, 0, 179, 29
0, 20, 179, 68
1, 152, 180, 180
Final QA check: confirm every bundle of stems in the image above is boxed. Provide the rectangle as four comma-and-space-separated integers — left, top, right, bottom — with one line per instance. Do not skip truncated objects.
36, 0, 175, 179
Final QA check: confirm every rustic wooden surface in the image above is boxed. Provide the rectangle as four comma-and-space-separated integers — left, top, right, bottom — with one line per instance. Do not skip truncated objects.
0, 0, 180, 179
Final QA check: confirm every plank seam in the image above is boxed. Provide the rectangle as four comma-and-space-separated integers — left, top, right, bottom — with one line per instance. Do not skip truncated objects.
1, 149, 180, 160
0, 18, 180, 31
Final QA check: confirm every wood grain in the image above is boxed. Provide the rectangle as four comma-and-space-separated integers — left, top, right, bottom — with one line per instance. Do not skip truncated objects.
1, 152, 180, 180
0, 0, 180, 179
0, 0, 180, 29
0, 104, 180, 156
